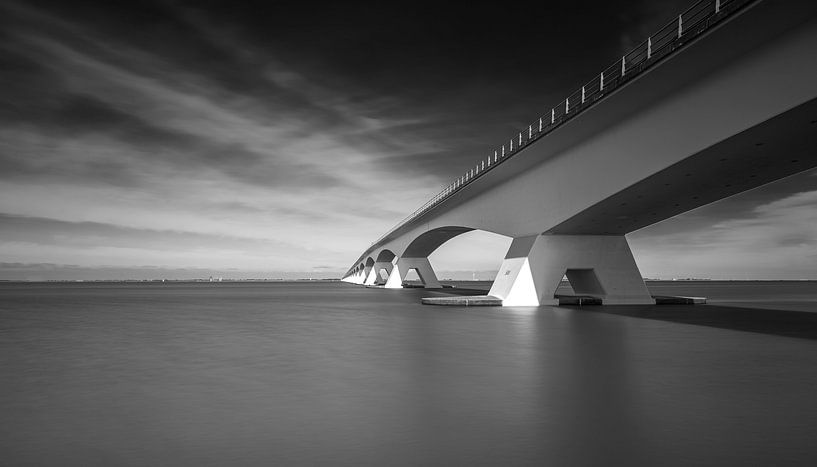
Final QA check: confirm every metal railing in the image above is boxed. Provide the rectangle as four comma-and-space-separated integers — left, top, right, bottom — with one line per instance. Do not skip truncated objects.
351, 0, 752, 273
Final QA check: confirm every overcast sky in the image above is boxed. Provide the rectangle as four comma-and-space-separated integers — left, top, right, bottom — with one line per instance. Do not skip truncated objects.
1, 0, 815, 280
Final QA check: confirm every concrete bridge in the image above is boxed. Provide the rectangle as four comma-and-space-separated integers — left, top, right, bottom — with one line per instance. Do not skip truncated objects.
342, 0, 817, 306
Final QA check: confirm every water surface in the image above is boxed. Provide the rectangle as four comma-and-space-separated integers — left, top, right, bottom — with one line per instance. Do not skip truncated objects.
2, 281, 816, 465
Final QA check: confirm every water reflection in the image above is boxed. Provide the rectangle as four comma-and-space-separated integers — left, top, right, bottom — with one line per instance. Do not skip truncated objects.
1, 282, 816, 465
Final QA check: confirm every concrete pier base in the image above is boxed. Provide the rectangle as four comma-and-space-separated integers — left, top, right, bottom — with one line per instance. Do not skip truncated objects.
360, 263, 373, 285
363, 268, 377, 286
366, 261, 394, 286
488, 234, 655, 306
385, 257, 442, 289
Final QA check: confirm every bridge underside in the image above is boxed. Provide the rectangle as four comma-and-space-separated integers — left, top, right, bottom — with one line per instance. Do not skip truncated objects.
347, 98, 817, 304
548, 98, 817, 235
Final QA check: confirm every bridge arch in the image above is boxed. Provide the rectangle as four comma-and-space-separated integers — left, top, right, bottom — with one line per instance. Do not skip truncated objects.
382, 226, 511, 289
364, 249, 396, 285
375, 249, 396, 263
401, 227, 475, 258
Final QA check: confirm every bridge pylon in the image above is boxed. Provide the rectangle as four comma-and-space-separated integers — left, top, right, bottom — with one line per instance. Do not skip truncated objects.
384, 257, 442, 289
365, 261, 394, 286
488, 235, 654, 306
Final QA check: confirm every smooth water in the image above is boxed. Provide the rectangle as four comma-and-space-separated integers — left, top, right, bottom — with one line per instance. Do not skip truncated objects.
2, 281, 816, 466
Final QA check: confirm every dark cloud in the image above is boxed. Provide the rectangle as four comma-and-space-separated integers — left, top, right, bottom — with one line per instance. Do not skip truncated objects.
0, 0, 694, 192
0, 90, 341, 189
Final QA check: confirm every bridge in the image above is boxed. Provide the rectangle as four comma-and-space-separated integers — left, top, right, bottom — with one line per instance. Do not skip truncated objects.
341, 0, 817, 306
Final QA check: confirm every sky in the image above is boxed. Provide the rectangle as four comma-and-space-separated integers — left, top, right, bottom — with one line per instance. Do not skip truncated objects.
1, 0, 815, 280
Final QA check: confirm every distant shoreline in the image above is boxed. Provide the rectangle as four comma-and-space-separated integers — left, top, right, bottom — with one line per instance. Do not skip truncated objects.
0, 278, 343, 283
2, 279, 816, 284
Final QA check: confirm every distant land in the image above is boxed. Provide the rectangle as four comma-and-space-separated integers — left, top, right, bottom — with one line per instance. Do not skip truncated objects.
0, 263, 344, 282
2, 263, 814, 283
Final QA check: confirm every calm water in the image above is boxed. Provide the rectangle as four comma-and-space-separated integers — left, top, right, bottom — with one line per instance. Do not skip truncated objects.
2, 281, 817, 466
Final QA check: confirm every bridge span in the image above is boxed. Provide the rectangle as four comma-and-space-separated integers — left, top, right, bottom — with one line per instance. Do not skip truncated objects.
342, 0, 817, 306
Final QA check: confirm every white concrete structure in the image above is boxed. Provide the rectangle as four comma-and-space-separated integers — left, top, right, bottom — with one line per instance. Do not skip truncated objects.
343, 0, 817, 306
384, 257, 441, 289
490, 236, 652, 306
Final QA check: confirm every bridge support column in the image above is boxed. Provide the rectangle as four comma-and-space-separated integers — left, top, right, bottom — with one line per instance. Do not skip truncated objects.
363, 267, 378, 285
366, 261, 394, 285
489, 235, 654, 306
384, 257, 442, 289
362, 265, 373, 284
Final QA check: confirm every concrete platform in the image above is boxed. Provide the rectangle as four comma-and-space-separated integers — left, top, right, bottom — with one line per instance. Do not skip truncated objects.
555, 295, 603, 306
421, 295, 502, 306
654, 295, 707, 304
421, 294, 707, 307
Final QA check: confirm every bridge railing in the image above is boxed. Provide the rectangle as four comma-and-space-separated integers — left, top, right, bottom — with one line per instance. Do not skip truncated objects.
355, 0, 752, 271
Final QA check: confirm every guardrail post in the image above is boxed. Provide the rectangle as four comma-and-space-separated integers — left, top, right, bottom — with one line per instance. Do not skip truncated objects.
494, 150, 498, 162
502, 145, 505, 157
678, 14, 683, 38
539, 117, 543, 132
581, 86, 586, 103
551, 108, 555, 124
510, 138, 513, 151
482, 160, 485, 170
647, 37, 652, 59
716, 0, 720, 13
518, 132, 522, 146
565, 97, 569, 114
528, 125, 532, 138
600, 71, 604, 90
621, 55, 626, 76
